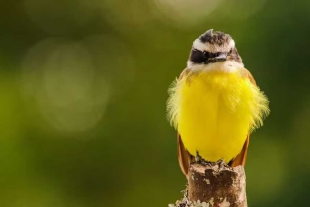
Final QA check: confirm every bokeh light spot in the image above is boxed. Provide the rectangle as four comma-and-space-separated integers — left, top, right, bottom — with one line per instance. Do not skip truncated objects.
219, 0, 268, 20
21, 38, 110, 133
23, 0, 96, 34
153, 0, 223, 27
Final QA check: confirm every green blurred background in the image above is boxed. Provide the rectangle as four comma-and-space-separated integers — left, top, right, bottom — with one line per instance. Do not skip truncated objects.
0, 0, 309, 206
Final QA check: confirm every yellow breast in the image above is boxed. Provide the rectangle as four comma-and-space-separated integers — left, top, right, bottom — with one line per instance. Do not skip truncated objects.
167, 69, 269, 162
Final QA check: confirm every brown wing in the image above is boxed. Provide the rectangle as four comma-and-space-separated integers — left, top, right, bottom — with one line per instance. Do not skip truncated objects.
176, 68, 192, 179
230, 68, 256, 167
230, 134, 250, 167
177, 133, 192, 179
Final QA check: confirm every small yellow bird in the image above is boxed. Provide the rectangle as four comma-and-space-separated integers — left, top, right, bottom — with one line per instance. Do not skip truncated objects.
167, 29, 270, 179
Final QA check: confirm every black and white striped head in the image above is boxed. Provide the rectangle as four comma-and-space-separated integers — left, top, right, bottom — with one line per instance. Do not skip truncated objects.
187, 29, 243, 69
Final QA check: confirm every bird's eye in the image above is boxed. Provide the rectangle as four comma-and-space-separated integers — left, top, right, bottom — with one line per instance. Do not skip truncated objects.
203, 51, 210, 58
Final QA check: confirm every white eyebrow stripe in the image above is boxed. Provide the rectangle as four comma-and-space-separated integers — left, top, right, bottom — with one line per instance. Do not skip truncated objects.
228, 39, 235, 49
192, 38, 236, 53
193, 39, 207, 51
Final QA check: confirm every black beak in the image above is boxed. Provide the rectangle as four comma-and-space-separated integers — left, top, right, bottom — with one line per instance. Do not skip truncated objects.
206, 52, 227, 63
215, 52, 227, 62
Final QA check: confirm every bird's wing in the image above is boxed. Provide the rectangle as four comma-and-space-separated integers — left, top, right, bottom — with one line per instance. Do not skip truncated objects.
176, 68, 193, 179
230, 134, 250, 167
230, 68, 256, 167
177, 133, 192, 179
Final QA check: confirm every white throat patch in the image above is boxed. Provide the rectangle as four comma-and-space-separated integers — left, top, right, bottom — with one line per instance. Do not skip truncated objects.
187, 61, 244, 73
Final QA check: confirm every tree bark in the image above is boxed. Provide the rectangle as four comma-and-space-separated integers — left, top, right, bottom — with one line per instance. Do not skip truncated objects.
170, 162, 247, 207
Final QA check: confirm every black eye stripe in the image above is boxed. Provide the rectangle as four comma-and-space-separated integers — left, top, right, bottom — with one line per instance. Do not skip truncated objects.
203, 51, 210, 58
189, 49, 207, 63
189, 49, 228, 63
204, 51, 220, 59
228, 47, 242, 62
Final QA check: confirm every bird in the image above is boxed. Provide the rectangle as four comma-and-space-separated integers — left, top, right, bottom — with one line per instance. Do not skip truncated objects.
167, 29, 270, 179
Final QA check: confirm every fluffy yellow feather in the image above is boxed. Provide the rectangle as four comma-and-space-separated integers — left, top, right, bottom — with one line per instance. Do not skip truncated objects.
167, 67, 269, 163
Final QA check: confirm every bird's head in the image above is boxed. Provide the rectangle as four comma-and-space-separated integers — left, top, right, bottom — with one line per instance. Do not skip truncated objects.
187, 29, 243, 70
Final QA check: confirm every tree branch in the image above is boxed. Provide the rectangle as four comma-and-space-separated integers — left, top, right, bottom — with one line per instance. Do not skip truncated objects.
169, 162, 247, 207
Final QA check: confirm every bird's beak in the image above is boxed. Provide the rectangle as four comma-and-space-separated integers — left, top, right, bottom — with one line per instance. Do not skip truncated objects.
215, 52, 227, 62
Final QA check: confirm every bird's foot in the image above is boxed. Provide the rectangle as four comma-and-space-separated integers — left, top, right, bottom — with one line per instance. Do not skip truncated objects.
216, 158, 228, 170
195, 151, 213, 167
195, 151, 202, 163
